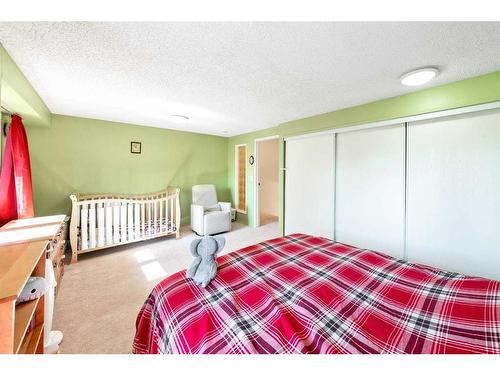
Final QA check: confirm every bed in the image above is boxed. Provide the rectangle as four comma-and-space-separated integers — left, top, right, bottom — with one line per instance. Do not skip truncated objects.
133, 233, 500, 354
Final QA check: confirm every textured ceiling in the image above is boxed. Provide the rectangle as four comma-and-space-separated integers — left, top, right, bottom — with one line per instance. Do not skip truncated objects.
1, 22, 500, 136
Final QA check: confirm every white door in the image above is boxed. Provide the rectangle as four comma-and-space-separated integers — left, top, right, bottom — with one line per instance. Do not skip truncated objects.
407, 108, 500, 280
335, 124, 405, 258
285, 133, 335, 238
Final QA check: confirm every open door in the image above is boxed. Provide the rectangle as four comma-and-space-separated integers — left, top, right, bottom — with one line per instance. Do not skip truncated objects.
255, 137, 279, 227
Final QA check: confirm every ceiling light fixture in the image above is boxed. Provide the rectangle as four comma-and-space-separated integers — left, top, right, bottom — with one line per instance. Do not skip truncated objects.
400, 67, 439, 86
169, 115, 190, 123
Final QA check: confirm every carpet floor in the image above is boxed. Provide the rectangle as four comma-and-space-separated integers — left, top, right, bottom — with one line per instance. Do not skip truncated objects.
53, 221, 280, 354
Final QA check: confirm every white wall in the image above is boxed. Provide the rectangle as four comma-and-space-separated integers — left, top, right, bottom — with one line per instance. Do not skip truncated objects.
258, 138, 279, 217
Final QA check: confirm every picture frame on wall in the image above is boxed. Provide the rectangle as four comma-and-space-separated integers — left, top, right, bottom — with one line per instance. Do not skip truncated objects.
130, 141, 142, 154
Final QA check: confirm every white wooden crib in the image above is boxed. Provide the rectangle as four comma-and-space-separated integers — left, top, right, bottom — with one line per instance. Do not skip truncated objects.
69, 187, 180, 263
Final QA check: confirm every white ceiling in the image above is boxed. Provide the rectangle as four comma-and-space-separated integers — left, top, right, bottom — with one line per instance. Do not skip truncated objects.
1, 22, 500, 137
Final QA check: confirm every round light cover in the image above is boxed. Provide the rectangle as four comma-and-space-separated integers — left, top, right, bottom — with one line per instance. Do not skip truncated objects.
400, 67, 439, 86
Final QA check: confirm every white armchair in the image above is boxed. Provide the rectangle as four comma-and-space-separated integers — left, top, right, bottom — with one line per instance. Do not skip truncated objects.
191, 184, 232, 235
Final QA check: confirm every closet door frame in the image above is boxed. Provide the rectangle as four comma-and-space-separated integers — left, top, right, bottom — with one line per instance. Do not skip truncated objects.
284, 99, 500, 251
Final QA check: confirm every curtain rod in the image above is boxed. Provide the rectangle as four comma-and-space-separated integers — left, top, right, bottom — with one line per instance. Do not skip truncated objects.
1, 105, 13, 115
1, 107, 13, 136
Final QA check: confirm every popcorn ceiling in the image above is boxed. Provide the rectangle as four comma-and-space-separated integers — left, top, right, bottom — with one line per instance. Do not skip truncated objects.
0, 22, 499, 137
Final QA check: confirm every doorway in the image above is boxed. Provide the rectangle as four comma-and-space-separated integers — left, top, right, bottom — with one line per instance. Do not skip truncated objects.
255, 136, 279, 227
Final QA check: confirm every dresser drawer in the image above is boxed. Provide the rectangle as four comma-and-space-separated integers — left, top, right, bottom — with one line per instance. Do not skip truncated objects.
42, 217, 68, 297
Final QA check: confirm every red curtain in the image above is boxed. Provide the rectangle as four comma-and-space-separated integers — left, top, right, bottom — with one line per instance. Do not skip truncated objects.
0, 114, 34, 226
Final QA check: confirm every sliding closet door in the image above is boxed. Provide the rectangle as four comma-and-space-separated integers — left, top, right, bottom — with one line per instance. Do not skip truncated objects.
335, 124, 405, 258
285, 133, 335, 238
407, 109, 500, 280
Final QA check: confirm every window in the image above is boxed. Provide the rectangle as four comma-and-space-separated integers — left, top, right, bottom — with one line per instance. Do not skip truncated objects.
235, 144, 247, 213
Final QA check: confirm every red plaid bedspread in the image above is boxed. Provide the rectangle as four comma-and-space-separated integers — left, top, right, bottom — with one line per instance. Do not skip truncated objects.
133, 234, 500, 354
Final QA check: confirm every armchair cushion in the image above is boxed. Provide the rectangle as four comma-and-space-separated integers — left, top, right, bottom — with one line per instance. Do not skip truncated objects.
204, 204, 221, 212
218, 202, 231, 212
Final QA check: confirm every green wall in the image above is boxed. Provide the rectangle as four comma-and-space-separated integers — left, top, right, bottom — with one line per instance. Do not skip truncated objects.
0, 45, 51, 128
28, 115, 229, 224
228, 70, 500, 232
0, 44, 229, 225
279, 70, 500, 137
1, 44, 52, 166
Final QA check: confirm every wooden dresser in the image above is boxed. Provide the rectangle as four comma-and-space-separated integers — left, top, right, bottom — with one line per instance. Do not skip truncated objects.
0, 215, 68, 354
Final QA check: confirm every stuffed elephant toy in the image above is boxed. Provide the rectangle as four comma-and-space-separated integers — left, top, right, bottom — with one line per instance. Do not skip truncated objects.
187, 235, 225, 287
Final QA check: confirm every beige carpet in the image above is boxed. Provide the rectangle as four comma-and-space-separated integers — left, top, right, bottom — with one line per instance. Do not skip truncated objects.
53, 221, 280, 354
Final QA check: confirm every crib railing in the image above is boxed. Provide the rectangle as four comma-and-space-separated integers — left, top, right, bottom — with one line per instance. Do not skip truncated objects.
69, 187, 180, 263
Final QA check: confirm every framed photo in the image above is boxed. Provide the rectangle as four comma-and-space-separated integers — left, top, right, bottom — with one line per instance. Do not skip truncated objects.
130, 141, 142, 154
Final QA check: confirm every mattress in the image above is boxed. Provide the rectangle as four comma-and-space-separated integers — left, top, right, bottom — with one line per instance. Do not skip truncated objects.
133, 233, 500, 354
